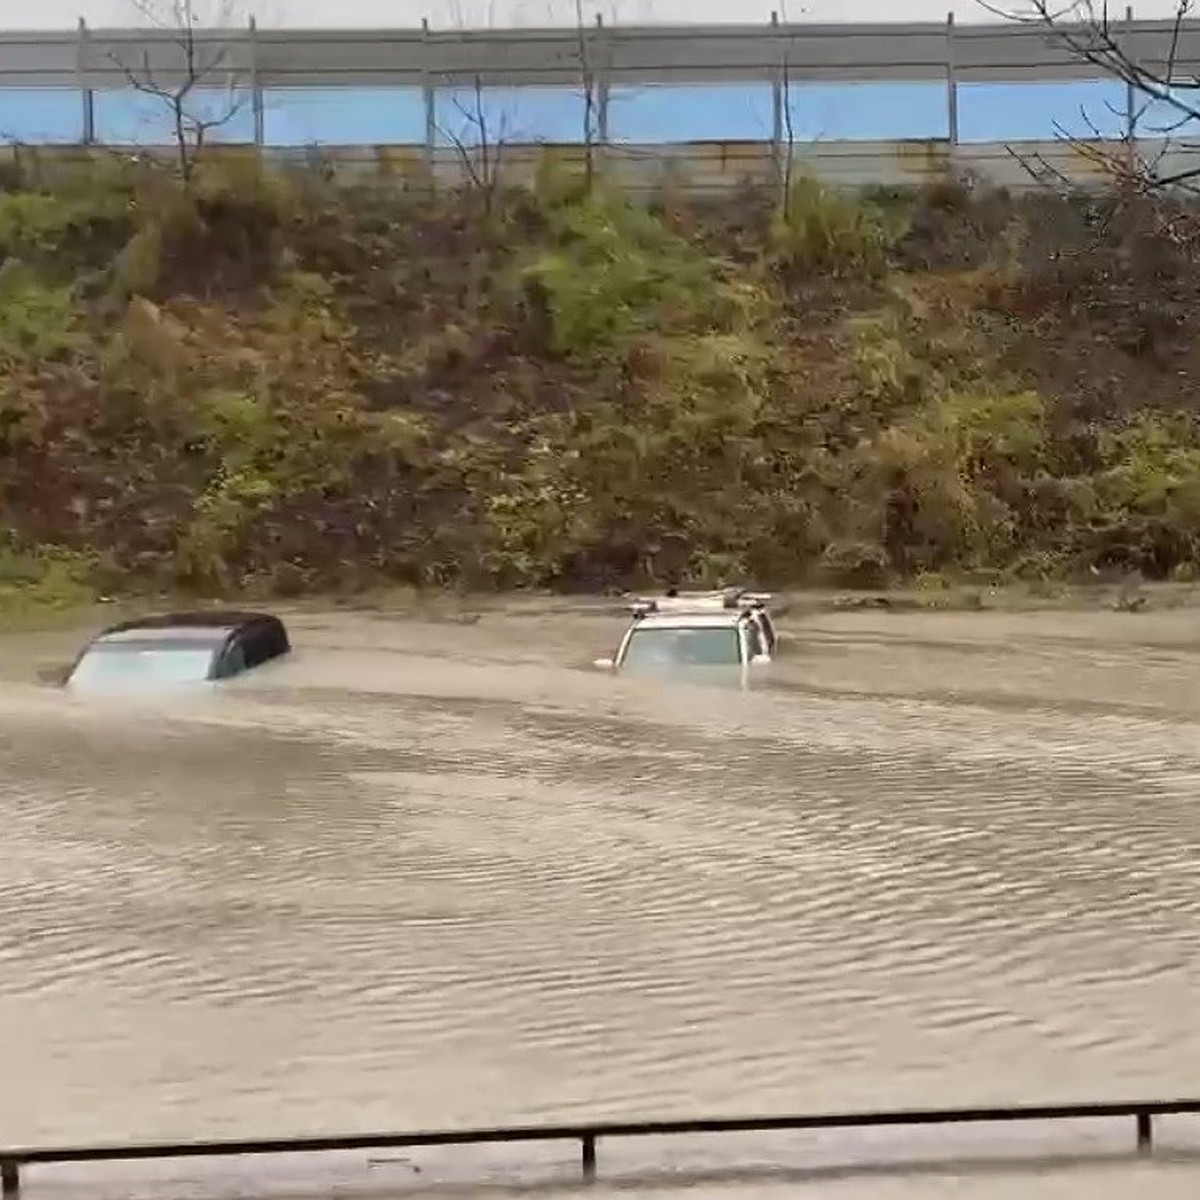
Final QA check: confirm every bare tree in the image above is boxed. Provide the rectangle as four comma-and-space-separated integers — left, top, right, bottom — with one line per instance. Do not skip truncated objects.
436, 74, 512, 213
773, 10, 798, 208
432, 6, 526, 211
575, 0, 601, 191
989, 0, 1200, 194
773, 3, 809, 215
110, 0, 248, 182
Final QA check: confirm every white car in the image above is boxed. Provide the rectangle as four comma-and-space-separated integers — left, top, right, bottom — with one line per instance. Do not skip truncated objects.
593, 590, 777, 674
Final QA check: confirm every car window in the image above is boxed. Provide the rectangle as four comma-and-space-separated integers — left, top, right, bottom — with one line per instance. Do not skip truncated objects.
68, 646, 217, 688
263, 623, 284, 659
252, 621, 288, 664
220, 640, 247, 676
239, 627, 267, 668
621, 626, 741, 669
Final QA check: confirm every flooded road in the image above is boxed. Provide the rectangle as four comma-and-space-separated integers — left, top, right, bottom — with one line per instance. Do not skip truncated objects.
1, 600, 1199, 1197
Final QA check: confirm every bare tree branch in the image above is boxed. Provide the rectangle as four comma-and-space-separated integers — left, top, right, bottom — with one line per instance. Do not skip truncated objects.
436, 4, 519, 214
780, 36, 796, 205
775, 2, 809, 217
575, 0, 599, 192
435, 74, 512, 212
109, 0, 247, 182
992, 1, 1200, 277
989, 0, 1200, 193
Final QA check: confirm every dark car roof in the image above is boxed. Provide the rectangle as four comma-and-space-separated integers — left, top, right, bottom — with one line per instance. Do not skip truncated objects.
92, 611, 285, 647
100, 610, 279, 632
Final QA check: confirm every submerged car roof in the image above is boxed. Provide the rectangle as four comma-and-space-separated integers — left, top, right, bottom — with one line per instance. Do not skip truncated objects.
96, 626, 237, 646
631, 611, 746, 630
92, 611, 281, 646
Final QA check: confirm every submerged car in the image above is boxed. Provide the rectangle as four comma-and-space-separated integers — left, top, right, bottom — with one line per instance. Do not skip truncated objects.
593, 589, 777, 675
65, 611, 290, 689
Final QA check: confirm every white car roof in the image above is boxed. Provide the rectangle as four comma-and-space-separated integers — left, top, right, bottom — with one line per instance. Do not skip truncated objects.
627, 589, 773, 616
650, 591, 737, 612
630, 612, 746, 630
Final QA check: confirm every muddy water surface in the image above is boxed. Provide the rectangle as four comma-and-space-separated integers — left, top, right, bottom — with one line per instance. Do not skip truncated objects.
1, 602, 1199, 1197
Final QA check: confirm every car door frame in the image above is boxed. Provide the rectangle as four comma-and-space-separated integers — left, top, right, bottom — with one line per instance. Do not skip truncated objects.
212, 632, 248, 679
749, 609, 775, 656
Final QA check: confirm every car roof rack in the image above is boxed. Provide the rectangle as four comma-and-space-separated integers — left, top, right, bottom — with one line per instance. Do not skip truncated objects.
627, 587, 774, 618
736, 591, 772, 609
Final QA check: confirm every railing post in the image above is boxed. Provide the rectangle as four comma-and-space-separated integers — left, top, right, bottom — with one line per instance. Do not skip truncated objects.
580, 1132, 597, 1180
1136, 1110, 1152, 1153
421, 16, 436, 191
945, 11, 958, 155
77, 17, 95, 146
0, 1158, 18, 1197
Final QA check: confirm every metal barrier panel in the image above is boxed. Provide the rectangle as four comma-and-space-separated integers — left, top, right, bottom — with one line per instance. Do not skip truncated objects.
0, 14, 1198, 151
4, 17, 1200, 88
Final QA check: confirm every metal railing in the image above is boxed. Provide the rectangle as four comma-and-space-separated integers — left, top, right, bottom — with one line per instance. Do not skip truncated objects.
0, 12, 1196, 148
3, 1097, 1199, 1195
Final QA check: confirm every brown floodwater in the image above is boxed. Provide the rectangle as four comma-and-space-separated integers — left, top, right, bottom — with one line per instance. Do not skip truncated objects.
1, 600, 1200, 1198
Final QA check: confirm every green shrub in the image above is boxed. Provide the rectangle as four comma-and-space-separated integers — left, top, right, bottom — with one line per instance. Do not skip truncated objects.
0, 192, 89, 255
818, 541, 891, 589
850, 389, 1046, 572
770, 176, 895, 276
522, 191, 724, 356
0, 541, 97, 614
0, 263, 75, 359
1094, 413, 1200, 521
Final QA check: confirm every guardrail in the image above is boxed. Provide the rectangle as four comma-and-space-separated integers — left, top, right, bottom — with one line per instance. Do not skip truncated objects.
3, 1097, 1199, 1195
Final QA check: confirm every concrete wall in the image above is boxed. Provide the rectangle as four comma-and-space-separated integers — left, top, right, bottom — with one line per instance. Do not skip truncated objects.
3, 136, 1190, 193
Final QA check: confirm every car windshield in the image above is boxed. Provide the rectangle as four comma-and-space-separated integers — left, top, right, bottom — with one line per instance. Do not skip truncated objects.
67, 643, 218, 688
621, 626, 742, 670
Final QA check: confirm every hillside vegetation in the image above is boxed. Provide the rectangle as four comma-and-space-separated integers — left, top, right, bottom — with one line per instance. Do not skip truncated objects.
2, 150, 1199, 606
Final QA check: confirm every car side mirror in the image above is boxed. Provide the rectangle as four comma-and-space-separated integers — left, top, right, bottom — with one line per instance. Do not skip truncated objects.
750, 654, 770, 666
593, 657, 615, 670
